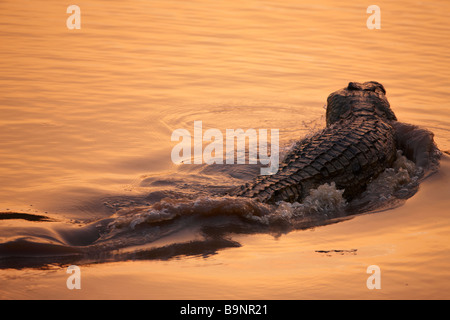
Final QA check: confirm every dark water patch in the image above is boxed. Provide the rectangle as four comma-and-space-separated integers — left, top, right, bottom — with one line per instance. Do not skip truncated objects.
0, 212, 53, 222
114, 238, 242, 261
315, 249, 358, 256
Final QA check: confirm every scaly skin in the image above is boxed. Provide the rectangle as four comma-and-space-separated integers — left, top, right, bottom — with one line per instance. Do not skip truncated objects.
230, 81, 400, 203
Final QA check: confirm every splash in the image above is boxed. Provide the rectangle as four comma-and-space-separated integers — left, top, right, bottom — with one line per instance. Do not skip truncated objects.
359, 150, 420, 206
246, 182, 347, 226
104, 180, 347, 235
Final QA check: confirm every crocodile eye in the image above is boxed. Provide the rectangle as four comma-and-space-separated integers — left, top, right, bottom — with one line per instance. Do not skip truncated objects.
365, 81, 386, 94
347, 82, 362, 91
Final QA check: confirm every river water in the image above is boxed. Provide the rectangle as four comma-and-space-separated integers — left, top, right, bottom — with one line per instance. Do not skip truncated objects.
0, 0, 450, 299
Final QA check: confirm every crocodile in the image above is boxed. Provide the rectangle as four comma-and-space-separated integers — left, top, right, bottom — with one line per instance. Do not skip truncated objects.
229, 81, 437, 204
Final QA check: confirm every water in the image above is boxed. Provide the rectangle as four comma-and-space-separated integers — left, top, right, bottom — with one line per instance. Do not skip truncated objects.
1, 0, 450, 299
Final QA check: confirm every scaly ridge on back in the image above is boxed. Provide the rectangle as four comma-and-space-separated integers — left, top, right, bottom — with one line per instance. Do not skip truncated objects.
229, 81, 400, 204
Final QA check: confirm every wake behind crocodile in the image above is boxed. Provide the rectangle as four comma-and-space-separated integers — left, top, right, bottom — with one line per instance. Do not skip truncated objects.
0, 145, 434, 268
105, 148, 424, 234
0, 82, 441, 268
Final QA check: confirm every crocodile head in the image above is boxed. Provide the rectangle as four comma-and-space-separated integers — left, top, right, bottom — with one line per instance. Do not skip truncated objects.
325, 81, 397, 126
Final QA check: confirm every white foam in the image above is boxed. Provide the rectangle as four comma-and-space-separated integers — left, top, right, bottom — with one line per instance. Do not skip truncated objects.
362, 150, 419, 202
246, 182, 347, 225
